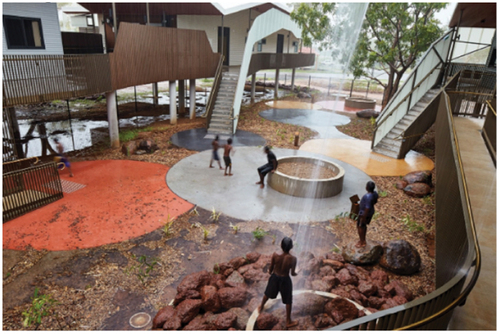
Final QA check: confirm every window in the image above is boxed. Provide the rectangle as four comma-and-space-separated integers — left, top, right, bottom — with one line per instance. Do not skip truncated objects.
257, 40, 262, 52
3, 15, 45, 49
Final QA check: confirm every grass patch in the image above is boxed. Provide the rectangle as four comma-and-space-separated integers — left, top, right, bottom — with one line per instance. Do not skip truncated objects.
119, 126, 154, 142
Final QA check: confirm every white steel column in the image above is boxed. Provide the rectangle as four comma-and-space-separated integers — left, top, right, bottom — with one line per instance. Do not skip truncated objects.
251, 73, 256, 103
291, 68, 296, 92
106, 91, 120, 148
178, 80, 185, 115
169, 81, 177, 124
274, 68, 280, 99
189, 79, 196, 119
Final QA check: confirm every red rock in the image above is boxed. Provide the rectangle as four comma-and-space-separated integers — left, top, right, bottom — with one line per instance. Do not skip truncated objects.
163, 315, 182, 330
358, 280, 378, 297
216, 262, 232, 274
152, 306, 175, 329
225, 270, 245, 288
319, 265, 336, 277
271, 322, 286, 330
330, 287, 351, 299
223, 268, 234, 277
384, 280, 413, 301
380, 298, 399, 310
403, 170, 432, 186
228, 328, 236, 331
314, 313, 337, 328
177, 270, 211, 294
345, 264, 370, 281
325, 298, 359, 324
229, 257, 247, 270
311, 279, 330, 292
253, 255, 272, 271
404, 182, 431, 198
293, 293, 327, 316
173, 289, 200, 305
380, 240, 421, 275
337, 268, 358, 286
366, 307, 378, 314
121, 141, 137, 156
368, 296, 385, 309
358, 310, 366, 317
393, 295, 408, 305
218, 287, 248, 309
303, 257, 322, 276
209, 273, 224, 287
227, 307, 250, 330
395, 180, 408, 190
176, 299, 202, 324
214, 311, 237, 329
370, 270, 388, 284
322, 276, 340, 290
200, 285, 221, 313
325, 253, 345, 263
244, 297, 260, 313
183, 314, 216, 330
350, 289, 368, 307
245, 252, 261, 263
243, 268, 269, 283
237, 264, 252, 275
256, 313, 279, 330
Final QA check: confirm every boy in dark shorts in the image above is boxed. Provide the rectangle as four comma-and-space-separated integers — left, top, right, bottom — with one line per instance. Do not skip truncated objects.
258, 237, 298, 328
256, 146, 278, 188
223, 138, 234, 176
356, 181, 378, 248
209, 135, 223, 170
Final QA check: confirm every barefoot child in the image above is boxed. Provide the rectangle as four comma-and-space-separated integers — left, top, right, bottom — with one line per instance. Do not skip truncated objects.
258, 237, 299, 328
356, 181, 378, 248
223, 138, 234, 176
209, 135, 223, 170
256, 146, 278, 188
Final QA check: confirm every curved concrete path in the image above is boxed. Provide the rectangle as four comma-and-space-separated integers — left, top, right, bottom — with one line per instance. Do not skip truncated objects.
259, 108, 353, 139
170, 128, 266, 151
166, 147, 373, 224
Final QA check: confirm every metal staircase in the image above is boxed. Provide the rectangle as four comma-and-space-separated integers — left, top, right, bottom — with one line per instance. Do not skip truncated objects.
372, 88, 441, 159
207, 71, 239, 135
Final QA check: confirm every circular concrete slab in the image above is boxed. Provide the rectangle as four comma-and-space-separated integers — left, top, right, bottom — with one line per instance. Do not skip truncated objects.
259, 108, 353, 139
265, 101, 323, 110
166, 147, 373, 223
170, 128, 266, 151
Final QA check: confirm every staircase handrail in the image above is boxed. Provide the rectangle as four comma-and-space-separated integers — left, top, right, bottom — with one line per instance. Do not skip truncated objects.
203, 54, 225, 129
373, 30, 453, 147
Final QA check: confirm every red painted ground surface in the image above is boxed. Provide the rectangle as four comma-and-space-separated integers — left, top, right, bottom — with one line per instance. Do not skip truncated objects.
3, 160, 193, 251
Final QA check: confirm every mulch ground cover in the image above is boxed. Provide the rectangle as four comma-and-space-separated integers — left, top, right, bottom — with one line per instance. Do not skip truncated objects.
3, 93, 436, 330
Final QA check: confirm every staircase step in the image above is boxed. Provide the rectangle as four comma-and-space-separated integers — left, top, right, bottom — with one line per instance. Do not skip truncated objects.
208, 127, 232, 135
378, 139, 400, 151
372, 146, 399, 159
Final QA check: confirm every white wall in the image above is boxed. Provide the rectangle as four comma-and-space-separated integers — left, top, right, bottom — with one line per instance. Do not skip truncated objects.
3, 2, 64, 55
254, 29, 300, 54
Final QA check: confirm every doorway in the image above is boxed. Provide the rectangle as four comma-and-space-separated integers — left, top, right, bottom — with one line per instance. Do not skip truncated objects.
218, 27, 230, 66
277, 34, 284, 54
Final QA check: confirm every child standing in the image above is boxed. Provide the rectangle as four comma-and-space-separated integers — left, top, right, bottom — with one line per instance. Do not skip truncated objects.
209, 135, 223, 170
223, 138, 234, 176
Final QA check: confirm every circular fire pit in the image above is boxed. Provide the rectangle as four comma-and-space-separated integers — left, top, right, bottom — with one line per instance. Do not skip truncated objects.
268, 156, 344, 198
345, 97, 376, 109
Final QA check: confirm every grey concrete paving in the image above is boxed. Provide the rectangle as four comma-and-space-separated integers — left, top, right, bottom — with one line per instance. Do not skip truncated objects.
170, 128, 266, 151
259, 108, 354, 139
166, 147, 373, 223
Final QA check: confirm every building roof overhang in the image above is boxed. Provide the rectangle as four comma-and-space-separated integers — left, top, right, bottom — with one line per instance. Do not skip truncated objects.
449, 3, 496, 28
78, 3, 224, 16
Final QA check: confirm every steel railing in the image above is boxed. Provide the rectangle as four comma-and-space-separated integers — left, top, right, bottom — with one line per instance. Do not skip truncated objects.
204, 55, 225, 129
3, 161, 63, 222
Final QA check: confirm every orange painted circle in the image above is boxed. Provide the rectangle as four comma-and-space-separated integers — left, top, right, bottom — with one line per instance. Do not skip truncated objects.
3, 160, 193, 251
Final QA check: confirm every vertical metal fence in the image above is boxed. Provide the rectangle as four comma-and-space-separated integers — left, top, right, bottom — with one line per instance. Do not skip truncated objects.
3, 161, 63, 222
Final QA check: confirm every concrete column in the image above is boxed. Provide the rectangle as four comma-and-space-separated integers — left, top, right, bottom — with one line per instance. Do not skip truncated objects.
178, 80, 185, 115
106, 91, 120, 148
169, 80, 177, 125
291, 68, 296, 92
250, 73, 256, 104
274, 68, 280, 99
189, 79, 196, 119
152, 83, 158, 106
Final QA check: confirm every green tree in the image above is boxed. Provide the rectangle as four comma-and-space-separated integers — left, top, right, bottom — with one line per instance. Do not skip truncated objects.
350, 3, 447, 106
290, 3, 336, 51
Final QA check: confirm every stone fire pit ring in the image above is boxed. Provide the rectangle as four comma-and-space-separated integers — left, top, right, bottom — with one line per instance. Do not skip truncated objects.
268, 156, 345, 198
345, 97, 376, 109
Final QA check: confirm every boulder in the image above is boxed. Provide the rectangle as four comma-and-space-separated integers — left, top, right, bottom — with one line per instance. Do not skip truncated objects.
256, 313, 279, 330
177, 270, 211, 294
319, 265, 336, 277
297, 91, 312, 99
311, 280, 330, 292
152, 305, 176, 329
214, 311, 237, 330
293, 293, 328, 316
176, 299, 203, 324
242, 268, 269, 283
395, 180, 408, 190
302, 257, 322, 276
356, 109, 380, 119
218, 287, 248, 309
322, 259, 344, 270
384, 280, 414, 301
370, 270, 389, 284
227, 307, 250, 330
358, 280, 378, 297
173, 289, 200, 305
368, 296, 385, 309
314, 313, 337, 329
229, 257, 247, 270
322, 276, 340, 290
137, 139, 158, 153
342, 241, 383, 265
225, 270, 245, 288
325, 253, 345, 263
403, 170, 432, 186
245, 252, 261, 263
200, 285, 221, 313
252, 254, 271, 271
380, 240, 421, 275
403, 182, 431, 198
183, 314, 215, 331
163, 315, 182, 330
121, 141, 138, 156
209, 273, 225, 287
336, 268, 358, 286
324, 298, 359, 324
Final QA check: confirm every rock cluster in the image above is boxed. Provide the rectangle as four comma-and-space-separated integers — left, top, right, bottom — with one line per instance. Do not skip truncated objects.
152, 251, 416, 330
356, 109, 380, 119
398, 170, 433, 198
121, 133, 159, 157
